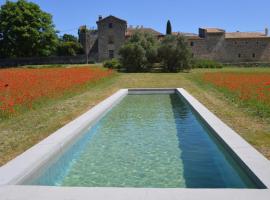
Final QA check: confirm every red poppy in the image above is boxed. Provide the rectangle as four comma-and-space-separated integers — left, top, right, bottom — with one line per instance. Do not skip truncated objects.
0, 67, 114, 115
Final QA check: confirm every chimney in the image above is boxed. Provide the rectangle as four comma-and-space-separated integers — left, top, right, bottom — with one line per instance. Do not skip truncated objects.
98, 15, 102, 21
265, 27, 268, 36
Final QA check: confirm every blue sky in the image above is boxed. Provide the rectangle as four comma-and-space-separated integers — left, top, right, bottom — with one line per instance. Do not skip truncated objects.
1, 0, 270, 36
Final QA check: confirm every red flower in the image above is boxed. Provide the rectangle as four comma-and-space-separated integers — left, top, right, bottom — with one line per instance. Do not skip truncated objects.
0, 67, 114, 115
202, 72, 270, 105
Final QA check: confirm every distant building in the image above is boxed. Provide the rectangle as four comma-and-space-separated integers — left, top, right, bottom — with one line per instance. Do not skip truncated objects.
79, 15, 270, 63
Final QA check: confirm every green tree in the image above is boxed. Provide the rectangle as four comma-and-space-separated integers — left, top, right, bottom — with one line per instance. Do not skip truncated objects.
119, 42, 146, 72
62, 34, 78, 43
158, 35, 192, 72
57, 34, 83, 56
166, 20, 172, 35
0, 0, 58, 58
119, 31, 159, 72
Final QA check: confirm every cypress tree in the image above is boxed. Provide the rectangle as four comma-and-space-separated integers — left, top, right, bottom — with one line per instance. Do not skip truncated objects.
166, 20, 172, 35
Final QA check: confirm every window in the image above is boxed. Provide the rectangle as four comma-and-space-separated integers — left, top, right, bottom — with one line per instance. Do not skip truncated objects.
109, 50, 114, 59
190, 41, 194, 46
108, 35, 114, 44
245, 41, 248, 44
252, 53, 256, 58
234, 41, 237, 45
191, 53, 194, 58
238, 53, 241, 58
109, 23, 113, 28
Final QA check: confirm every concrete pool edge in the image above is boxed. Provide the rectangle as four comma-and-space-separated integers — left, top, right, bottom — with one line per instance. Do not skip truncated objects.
0, 185, 270, 200
176, 88, 270, 189
0, 89, 129, 185
0, 88, 270, 200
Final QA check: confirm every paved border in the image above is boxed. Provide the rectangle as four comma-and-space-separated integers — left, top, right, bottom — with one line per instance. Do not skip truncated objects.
0, 89, 128, 185
0, 88, 269, 200
0, 185, 270, 200
176, 88, 270, 188
128, 88, 176, 94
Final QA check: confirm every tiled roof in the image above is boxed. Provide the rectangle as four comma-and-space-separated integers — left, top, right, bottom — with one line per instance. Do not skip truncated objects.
201, 28, 225, 33
172, 30, 270, 39
97, 15, 127, 24
125, 28, 164, 37
172, 32, 202, 40
225, 32, 269, 39
172, 32, 197, 36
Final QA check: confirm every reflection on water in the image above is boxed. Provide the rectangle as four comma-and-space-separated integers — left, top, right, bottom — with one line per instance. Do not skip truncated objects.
28, 94, 258, 188
170, 94, 256, 188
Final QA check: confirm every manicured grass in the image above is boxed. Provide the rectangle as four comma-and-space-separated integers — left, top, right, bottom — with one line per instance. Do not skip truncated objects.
0, 66, 269, 166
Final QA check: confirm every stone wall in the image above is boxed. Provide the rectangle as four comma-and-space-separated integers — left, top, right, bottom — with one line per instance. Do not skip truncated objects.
223, 38, 270, 62
188, 39, 209, 59
0, 55, 90, 67
189, 35, 270, 63
97, 16, 127, 61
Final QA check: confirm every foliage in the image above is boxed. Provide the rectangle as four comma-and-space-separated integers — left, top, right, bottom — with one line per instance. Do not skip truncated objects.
201, 72, 270, 118
119, 31, 159, 72
166, 20, 172, 35
62, 34, 78, 43
158, 35, 192, 72
0, 67, 113, 116
57, 34, 83, 56
0, 0, 58, 58
193, 59, 223, 68
119, 42, 146, 72
103, 58, 121, 69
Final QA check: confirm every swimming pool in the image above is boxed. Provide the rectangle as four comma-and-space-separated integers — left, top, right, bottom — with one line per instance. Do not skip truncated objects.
1, 89, 269, 200
25, 93, 259, 188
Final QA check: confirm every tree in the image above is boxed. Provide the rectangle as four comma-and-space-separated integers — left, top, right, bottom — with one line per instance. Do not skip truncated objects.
166, 20, 172, 35
57, 34, 83, 56
119, 42, 146, 72
62, 34, 78, 43
119, 31, 159, 72
0, 0, 58, 58
158, 35, 192, 72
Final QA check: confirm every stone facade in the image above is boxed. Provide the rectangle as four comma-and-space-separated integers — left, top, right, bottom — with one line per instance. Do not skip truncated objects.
79, 15, 270, 63
97, 16, 127, 61
185, 28, 270, 63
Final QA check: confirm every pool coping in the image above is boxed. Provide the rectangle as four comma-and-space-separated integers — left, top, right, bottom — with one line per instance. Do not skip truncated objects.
0, 88, 270, 200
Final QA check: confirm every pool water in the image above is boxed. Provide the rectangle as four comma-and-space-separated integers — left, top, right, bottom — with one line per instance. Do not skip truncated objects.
28, 94, 258, 188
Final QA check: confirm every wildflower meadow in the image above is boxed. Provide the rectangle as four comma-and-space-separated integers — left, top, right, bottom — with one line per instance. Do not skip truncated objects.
202, 72, 270, 117
0, 67, 113, 117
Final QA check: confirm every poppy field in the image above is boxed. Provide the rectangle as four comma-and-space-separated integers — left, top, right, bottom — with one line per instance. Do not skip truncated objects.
0, 67, 113, 117
202, 72, 270, 117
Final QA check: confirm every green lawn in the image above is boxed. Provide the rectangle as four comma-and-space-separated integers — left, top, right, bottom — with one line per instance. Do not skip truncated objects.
0, 66, 270, 166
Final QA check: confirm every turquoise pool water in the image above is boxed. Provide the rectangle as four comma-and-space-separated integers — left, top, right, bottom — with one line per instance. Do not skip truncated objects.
28, 94, 258, 188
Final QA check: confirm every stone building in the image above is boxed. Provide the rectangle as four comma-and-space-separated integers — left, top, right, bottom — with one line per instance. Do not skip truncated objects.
179, 28, 270, 63
79, 15, 270, 63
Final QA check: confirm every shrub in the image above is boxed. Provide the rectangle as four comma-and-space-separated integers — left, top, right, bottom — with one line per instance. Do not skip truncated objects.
103, 58, 121, 69
193, 59, 223, 68
158, 35, 192, 72
119, 32, 158, 72
119, 43, 146, 72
